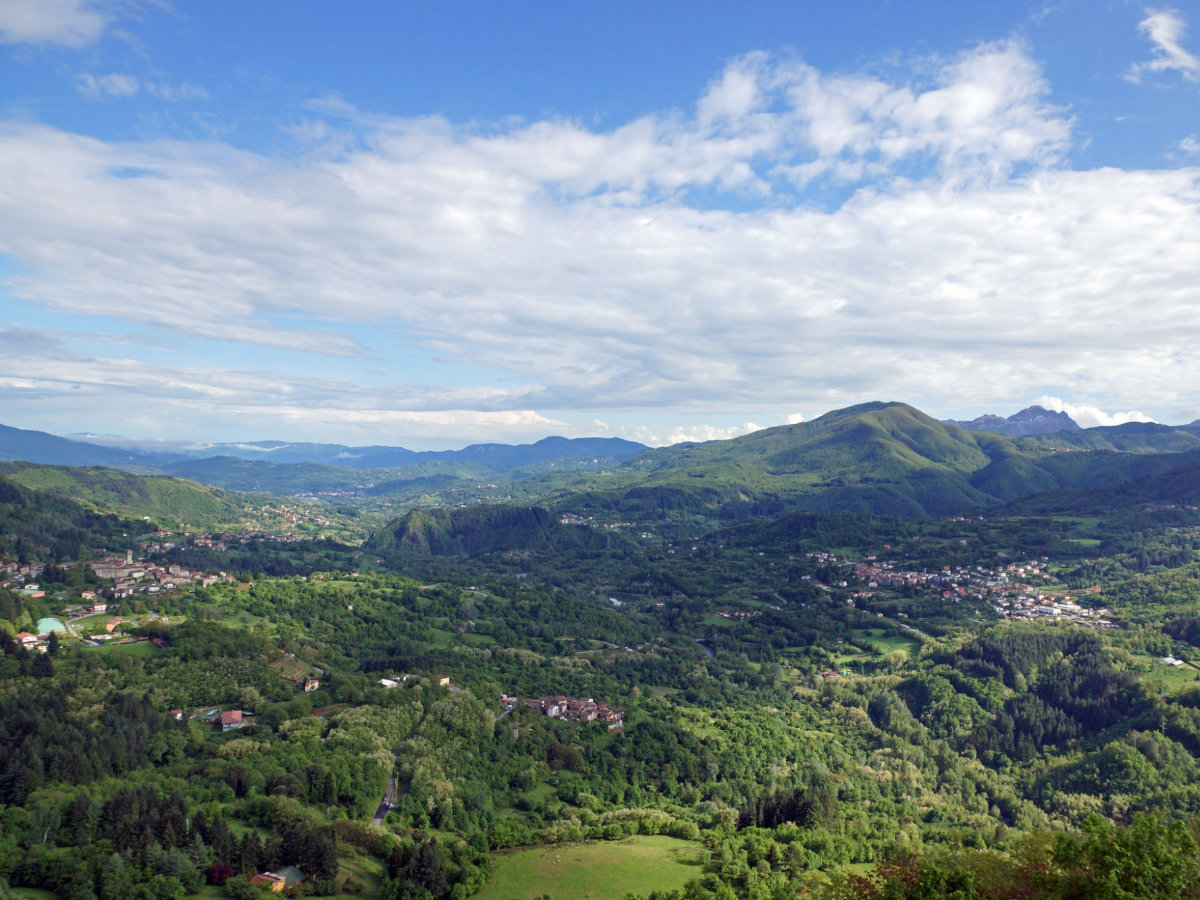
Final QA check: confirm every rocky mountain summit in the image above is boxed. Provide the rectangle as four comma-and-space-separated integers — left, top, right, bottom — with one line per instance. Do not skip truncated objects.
946, 405, 1080, 436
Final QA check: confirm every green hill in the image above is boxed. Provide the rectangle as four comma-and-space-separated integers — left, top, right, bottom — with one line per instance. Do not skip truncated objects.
1000, 451, 1200, 515
0, 461, 278, 530
1020, 421, 1200, 453
549, 402, 1200, 521
367, 504, 624, 556
0, 474, 141, 563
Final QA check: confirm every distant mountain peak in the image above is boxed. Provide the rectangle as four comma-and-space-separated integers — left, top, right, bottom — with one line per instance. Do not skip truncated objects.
946, 405, 1080, 436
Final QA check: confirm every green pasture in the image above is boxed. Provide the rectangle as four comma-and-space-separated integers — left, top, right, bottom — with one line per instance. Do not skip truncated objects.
477, 836, 703, 900
221, 609, 270, 627
850, 628, 919, 655
85, 640, 160, 658
460, 631, 496, 646
338, 853, 384, 897
1136, 655, 1200, 694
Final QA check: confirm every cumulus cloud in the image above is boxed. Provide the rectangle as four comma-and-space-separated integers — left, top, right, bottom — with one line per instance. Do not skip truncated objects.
1128, 8, 1200, 83
622, 422, 765, 448
0, 0, 108, 47
1, 41, 1198, 442
1034, 396, 1156, 429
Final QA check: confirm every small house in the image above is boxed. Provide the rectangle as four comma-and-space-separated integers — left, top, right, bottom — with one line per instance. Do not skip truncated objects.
219, 710, 245, 732
251, 866, 304, 892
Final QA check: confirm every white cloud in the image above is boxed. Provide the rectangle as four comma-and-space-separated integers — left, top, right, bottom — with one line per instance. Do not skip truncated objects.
0, 0, 108, 47
1034, 396, 1156, 429
1128, 8, 1200, 83
1180, 134, 1200, 156
75, 72, 139, 99
776, 40, 1071, 185
0, 42, 1198, 442
621, 422, 765, 448
785, 413, 805, 425
0, 329, 563, 444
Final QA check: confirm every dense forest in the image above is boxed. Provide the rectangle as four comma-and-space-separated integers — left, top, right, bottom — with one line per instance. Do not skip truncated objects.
4, 433, 1200, 898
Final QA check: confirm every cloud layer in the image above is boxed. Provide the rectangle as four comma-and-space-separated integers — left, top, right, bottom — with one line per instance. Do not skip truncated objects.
2, 38, 1199, 443
0, 0, 107, 47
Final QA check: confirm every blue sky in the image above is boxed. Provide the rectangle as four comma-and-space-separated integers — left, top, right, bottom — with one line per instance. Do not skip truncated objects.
2, 1, 1199, 448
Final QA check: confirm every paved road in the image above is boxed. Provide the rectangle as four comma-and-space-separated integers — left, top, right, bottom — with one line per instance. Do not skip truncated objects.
372, 754, 403, 826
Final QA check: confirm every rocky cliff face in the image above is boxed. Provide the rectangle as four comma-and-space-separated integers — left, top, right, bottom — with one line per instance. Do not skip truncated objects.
947, 405, 1080, 436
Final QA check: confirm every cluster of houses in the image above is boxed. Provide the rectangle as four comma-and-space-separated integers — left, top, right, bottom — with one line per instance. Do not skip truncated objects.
843, 555, 1114, 627
85, 549, 230, 598
524, 695, 624, 730
712, 607, 776, 622
188, 530, 308, 551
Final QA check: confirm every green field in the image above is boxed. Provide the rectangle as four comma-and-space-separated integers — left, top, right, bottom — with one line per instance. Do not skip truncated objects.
477, 836, 703, 900
1137, 655, 1200, 694
85, 640, 161, 657
850, 627, 919, 655
338, 853, 384, 897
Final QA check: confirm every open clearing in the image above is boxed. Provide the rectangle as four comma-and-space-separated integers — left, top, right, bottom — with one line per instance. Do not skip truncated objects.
477, 835, 702, 900
1136, 654, 1200, 694
850, 628, 918, 655
85, 640, 160, 657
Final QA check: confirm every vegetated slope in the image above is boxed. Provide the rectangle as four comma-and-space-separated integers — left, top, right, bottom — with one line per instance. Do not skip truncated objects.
549, 400, 1200, 520
163, 456, 393, 495
0, 461, 268, 529
0, 474, 140, 562
1019, 421, 1200, 453
151, 434, 647, 469
366, 504, 626, 556
161, 441, 646, 499
998, 450, 1200, 515
0, 422, 146, 469
553, 402, 1200, 521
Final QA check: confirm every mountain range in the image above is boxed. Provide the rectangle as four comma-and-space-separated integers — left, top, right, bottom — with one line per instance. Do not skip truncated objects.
546, 402, 1200, 521
5, 401, 1200, 526
944, 404, 1080, 435
0, 423, 648, 483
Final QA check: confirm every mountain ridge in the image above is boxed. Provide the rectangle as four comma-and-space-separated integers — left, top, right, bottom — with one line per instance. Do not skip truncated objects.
944, 404, 1080, 436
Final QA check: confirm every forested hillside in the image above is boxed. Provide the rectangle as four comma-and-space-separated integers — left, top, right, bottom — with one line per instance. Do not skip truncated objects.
541, 402, 1200, 524
6, 414, 1200, 899
367, 505, 625, 556
0, 474, 140, 563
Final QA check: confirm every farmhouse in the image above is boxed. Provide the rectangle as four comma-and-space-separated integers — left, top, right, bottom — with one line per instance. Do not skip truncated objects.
251, 866, 304, 892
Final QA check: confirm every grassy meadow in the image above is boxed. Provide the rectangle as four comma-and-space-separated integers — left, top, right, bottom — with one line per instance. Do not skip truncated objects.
477, 836, 703, 900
